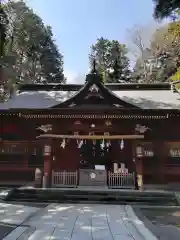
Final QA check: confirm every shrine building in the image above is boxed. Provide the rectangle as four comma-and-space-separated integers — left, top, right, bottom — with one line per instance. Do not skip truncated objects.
0, 71, 180, 189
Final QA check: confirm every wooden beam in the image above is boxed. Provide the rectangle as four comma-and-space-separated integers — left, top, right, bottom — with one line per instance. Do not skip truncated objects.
37, 134, 144, 140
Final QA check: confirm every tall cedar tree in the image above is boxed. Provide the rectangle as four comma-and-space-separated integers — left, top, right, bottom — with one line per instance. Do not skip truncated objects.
153, 0, 180, 19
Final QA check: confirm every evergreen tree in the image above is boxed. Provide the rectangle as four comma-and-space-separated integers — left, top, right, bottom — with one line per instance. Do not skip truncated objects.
89, 38, 131, 83
153, 0, 180, 19
2, 0, 65, 85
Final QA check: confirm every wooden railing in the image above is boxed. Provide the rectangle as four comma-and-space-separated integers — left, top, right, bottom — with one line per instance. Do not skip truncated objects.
108, 172, 135, 189
51, 170, 135, 189
52, 171, 78, 187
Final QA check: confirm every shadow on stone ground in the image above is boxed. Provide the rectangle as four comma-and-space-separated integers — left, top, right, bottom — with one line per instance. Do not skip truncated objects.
0, 222, 16, 239
133, 207, 180, 240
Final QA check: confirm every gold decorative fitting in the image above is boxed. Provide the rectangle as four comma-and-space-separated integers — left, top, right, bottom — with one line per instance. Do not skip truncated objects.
104, 132, 110, 136
89, 132, 95, 136
89, 84, 99, 92
74, 120, 81, 125
105, 120, 112, 126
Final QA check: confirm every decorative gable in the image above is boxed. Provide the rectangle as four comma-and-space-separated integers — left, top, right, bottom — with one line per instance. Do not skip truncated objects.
89, 84, 99, 92
85, 84, 104, 100
52, 72, 139, 109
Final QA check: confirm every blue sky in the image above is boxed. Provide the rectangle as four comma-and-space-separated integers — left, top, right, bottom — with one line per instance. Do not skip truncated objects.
26, 0, 157, 82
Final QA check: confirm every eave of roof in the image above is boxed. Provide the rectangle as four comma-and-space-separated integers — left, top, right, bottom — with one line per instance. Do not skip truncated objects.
18, 82, 172, 92
0, 78, 179, 110
51, 74, 139, 108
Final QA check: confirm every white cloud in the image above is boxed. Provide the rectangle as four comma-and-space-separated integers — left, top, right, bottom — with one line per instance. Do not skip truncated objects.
64, 70, 86, 84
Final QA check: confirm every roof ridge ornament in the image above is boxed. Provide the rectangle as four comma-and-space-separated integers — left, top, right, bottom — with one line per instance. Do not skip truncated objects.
89, 84, 99, 92
92, 58, 97, 74
85, 58, 102, 83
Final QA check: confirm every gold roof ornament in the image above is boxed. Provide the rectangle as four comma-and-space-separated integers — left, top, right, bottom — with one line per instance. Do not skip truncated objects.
37, 124, 52, 133
105, 120, 112, 126
135, 124, 150, 133
74, 120, 81, 125
89, 84, 99, 92
104, 132, 110, 135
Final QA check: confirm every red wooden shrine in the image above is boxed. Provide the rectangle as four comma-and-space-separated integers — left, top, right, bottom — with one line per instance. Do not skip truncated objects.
0, 72, 180, 187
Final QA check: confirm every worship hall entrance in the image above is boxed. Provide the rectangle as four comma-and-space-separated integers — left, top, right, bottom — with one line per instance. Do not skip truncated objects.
41, 134, 139, 189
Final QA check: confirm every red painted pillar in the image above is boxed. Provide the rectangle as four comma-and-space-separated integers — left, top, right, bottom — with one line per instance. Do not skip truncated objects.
134, 144, 144, 190
135, 158, 144, 190
43, 144, 52, 188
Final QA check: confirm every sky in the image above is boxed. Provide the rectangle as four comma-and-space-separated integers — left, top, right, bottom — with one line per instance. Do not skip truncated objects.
26, 0, 159, 83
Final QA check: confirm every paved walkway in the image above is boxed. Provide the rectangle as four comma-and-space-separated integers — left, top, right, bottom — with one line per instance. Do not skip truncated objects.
2, 203, 158, 240
0, 202, 39, 239
0, 203, 38, 226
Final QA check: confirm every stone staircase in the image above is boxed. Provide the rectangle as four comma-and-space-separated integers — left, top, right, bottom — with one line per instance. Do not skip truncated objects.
0, 187, 179, 206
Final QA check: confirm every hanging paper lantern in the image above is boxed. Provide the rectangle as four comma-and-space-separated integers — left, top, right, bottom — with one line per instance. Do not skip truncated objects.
44, 145, 51, 156
136, 145, 143, 157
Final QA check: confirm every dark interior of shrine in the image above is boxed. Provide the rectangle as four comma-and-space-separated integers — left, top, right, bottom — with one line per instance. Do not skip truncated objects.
78, 139, 113, 169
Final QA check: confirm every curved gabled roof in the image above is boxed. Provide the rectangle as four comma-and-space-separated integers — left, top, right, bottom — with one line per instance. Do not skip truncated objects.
0, 74, 180, 110
51, 73, 139, 108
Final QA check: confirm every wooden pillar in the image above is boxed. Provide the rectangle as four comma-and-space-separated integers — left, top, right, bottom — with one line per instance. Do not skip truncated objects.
135, 158, 144, 190
43, 143, 52, 188
133, 142, 144, 190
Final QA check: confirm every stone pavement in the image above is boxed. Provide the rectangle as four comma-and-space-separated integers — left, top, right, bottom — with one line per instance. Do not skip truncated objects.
0, 202, 39, 239
1, 203, 158, 240
0, 203, 39, 226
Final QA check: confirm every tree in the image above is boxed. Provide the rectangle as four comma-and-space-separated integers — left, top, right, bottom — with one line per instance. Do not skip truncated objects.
153, 0, 180, 19
108, 40, 131, 82
0, 1, 8, 58
39, 26, 65, 83
89, 37, 131, 83
129, 27, 150, 82
0, 0, 11, 100
152, 0, 180, 81
127, 25, 158, 83
150, 21, 180, 81
2, 0, 65, 86
89, 37, 111, 81
130, 21, 180, 83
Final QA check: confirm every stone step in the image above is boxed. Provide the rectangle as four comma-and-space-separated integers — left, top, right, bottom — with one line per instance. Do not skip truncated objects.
0, 187, 178, 206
